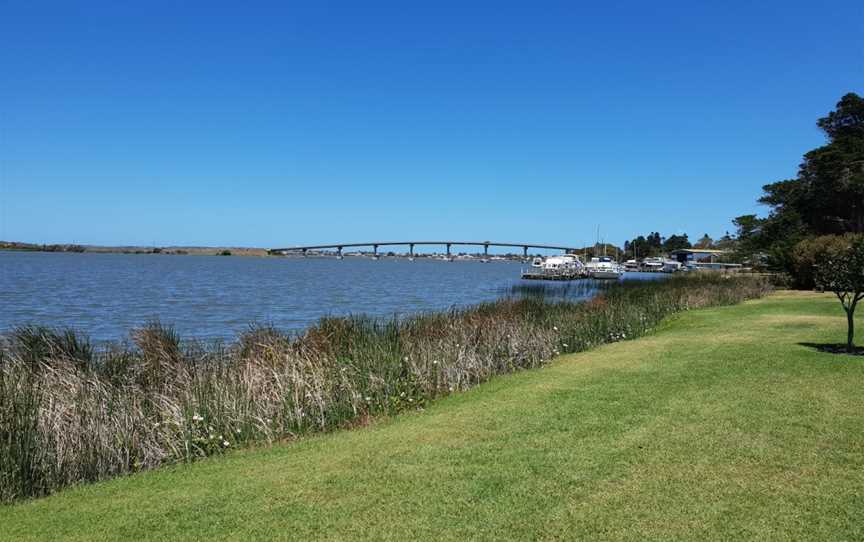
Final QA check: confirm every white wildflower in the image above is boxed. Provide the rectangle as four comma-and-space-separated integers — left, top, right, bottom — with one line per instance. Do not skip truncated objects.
223, 440, 230, 447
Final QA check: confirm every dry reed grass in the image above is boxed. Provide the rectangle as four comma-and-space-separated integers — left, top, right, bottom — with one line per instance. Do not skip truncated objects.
0, 275, 771, 502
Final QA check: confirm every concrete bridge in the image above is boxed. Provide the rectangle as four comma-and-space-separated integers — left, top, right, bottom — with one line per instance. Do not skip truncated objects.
269, 241, 578, 260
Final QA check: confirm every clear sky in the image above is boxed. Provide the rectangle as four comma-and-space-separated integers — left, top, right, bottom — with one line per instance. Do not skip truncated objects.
1, 1, 861, 249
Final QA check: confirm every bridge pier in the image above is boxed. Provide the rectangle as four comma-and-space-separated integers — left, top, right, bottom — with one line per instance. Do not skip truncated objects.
409, 243, 415, 261
302, 248, 307, 258
373, 244, 379, 260
482, 243, 489, 263
523, 245, 528, 262
446, 243, 452, 261
337, 246, 343, 260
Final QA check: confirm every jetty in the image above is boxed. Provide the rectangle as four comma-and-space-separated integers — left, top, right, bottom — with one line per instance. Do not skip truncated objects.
520, 268, 588, 281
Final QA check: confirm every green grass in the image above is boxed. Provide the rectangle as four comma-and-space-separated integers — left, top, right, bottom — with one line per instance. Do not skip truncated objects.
3, 291, 863, 540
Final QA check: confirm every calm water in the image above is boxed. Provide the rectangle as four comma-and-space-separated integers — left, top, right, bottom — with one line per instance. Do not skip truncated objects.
1, 251, 659, 341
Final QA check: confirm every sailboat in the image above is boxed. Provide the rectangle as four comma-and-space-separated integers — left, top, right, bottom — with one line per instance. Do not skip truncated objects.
585, 256, 624, 279
585, 227, 624, 279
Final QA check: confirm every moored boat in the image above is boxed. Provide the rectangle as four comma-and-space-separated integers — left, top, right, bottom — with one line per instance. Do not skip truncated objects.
521, 254, 586, 280
585, 256, 624, 280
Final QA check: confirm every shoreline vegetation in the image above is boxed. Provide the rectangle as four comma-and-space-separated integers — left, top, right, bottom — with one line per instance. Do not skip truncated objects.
0, 275, 770, 503
0, 240, 269, 257
6, 289, 860, 540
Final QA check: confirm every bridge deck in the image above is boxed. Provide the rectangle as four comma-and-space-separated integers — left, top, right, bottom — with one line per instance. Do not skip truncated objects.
270, 241, 577, 253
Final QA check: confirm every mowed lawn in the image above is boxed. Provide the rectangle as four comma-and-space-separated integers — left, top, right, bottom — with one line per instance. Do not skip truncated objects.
3, 291, 863, 541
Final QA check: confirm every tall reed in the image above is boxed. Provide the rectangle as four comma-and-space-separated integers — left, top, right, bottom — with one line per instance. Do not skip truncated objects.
0, 275, 770, 503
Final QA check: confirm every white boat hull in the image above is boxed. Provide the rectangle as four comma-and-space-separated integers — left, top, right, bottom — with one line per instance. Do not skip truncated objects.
591, 270, 623, 280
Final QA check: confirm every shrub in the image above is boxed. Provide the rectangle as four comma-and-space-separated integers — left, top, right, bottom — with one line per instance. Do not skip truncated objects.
792, 235, 856, 289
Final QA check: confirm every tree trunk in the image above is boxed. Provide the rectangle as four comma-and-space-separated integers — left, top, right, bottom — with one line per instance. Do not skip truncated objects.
847, 306, 856, 353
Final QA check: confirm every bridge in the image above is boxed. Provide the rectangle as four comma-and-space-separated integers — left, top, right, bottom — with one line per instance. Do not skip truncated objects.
269, 241, 578, 260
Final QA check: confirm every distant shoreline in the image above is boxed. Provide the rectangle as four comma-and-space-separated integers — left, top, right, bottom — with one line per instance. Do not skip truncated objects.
0, 241, 268, 257
0, 241, 531, 261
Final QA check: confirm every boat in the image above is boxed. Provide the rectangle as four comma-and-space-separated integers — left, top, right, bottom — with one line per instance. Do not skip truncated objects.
521, 254, 586, 280
662, 260, 683, 273
641, 257, 664, 272
542, 254, 583, 275
585, 256, 624, 280
624, 259, 640, 271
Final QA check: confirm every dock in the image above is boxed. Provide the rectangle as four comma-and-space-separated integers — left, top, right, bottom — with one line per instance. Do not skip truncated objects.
520, 268, 589, 281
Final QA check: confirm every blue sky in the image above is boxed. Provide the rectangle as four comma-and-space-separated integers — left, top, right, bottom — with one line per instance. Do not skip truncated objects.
1, 1, 861, 249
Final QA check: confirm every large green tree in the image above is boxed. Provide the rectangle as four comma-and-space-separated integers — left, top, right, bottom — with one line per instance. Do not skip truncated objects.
734, 93, 864, 279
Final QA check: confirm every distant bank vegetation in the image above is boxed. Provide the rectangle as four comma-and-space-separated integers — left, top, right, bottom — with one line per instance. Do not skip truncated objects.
0, 241, 263, 257
0, 275, 770, 503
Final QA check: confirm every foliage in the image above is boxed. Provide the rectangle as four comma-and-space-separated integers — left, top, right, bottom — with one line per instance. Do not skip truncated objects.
662, 233, 691, 252
734, 92, 864, 274
624, 232, 663, 259
791, 235, 854, 289
623, 232, 700, 259
694, 233, 714, 249
813, 234, 864, 351
0, 276, 770, 503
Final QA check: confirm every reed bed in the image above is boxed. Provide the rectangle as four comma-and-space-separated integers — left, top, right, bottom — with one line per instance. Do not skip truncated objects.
0, 275, 770, 503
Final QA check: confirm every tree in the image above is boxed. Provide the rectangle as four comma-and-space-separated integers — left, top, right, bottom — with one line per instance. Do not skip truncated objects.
714, 231, 736, 251
732, 92, 864, 279
662, 234, 691, 252
694, 234, 714, 249
814, 235, 864, 352
624, 233, 664, 259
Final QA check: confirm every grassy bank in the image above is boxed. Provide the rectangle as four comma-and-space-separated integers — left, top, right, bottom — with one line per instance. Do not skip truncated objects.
2, 290, 861, 539
0, 276, 767, 503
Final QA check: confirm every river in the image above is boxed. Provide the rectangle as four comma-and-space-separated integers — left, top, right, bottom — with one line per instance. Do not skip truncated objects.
1, 251, 661, 341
